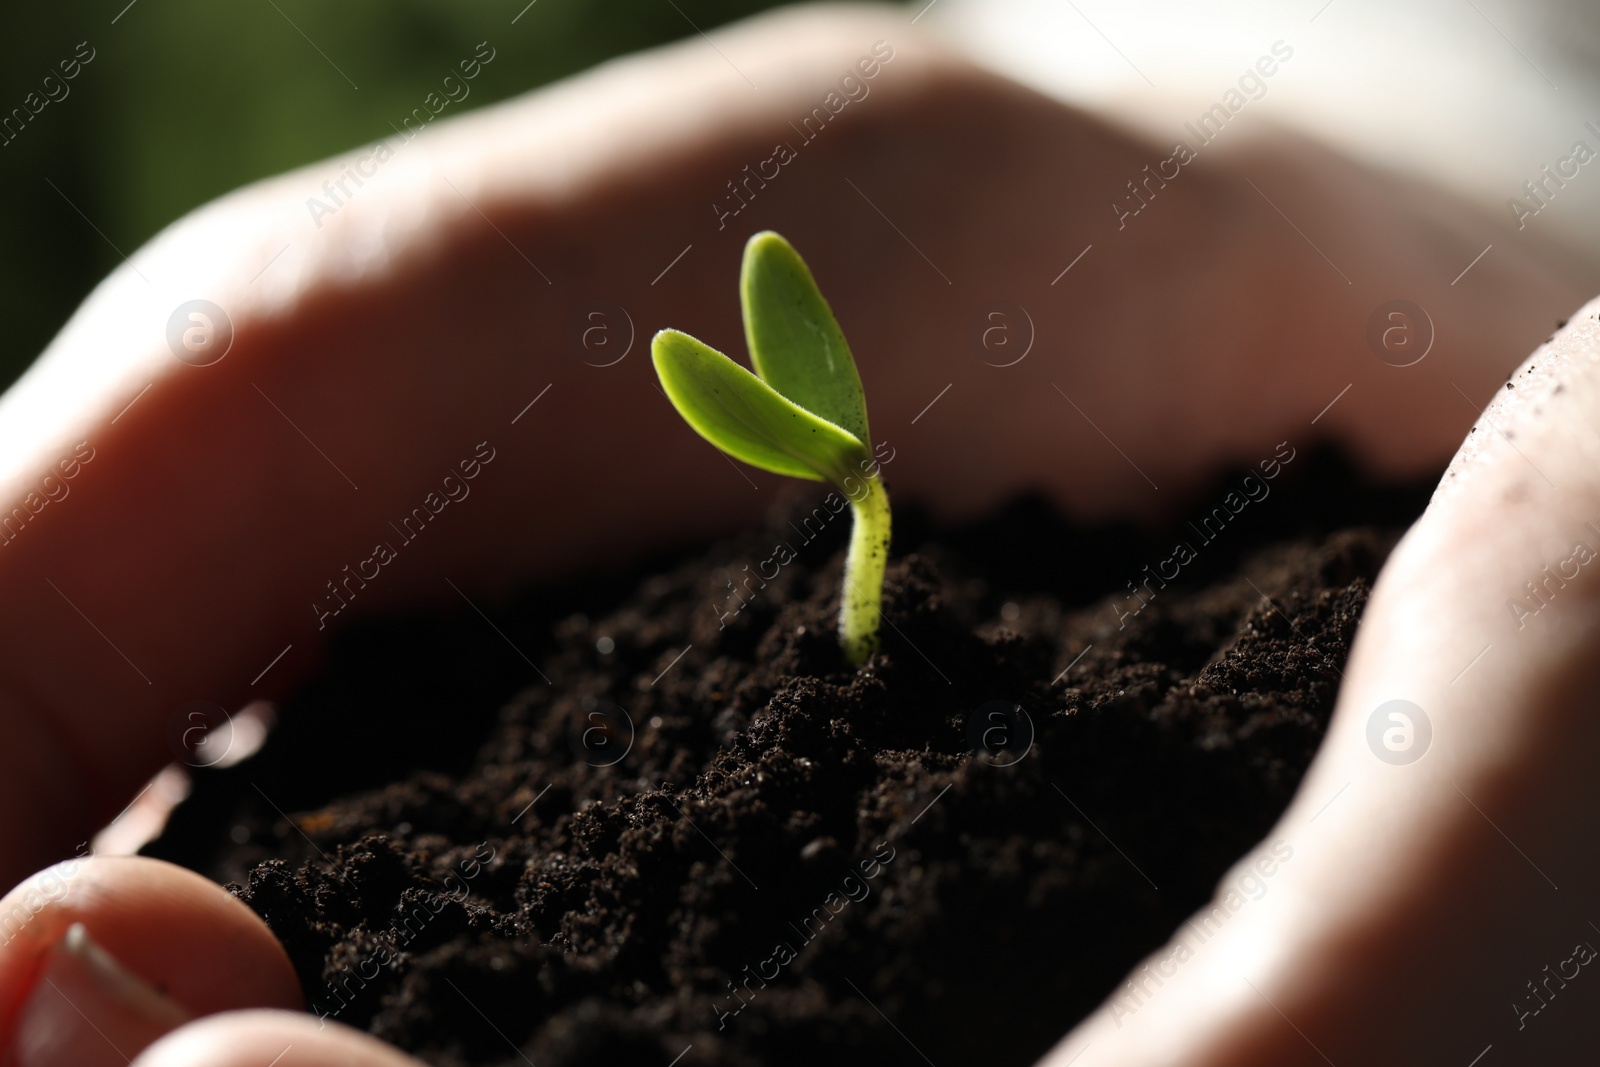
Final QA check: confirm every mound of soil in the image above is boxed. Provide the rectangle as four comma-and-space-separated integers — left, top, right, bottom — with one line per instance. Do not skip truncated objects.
147, 452, 1433, 1067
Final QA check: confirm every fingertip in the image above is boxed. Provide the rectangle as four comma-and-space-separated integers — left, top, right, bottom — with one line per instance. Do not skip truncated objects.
0, 856, 301, 1062
133, 1010, 427, 1067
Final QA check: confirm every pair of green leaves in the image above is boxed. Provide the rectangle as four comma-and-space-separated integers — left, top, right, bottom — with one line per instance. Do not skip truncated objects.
651, 232, 871, 489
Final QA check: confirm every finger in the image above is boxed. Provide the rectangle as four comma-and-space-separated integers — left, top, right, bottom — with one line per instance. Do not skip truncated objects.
0, 856, 302, 1066
133, 1010, 425, 1067
1043, 298, 1600, 1064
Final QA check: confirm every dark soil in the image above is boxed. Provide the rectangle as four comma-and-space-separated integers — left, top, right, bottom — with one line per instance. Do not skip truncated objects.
147, 451, 1433, 1067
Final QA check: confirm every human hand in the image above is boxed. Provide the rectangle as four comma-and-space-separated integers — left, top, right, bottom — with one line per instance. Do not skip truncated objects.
0, 4, 1591, 1064
1042, 297, 1600, 1065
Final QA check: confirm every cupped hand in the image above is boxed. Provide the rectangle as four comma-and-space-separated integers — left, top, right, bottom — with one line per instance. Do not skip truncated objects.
0, 4, 1592, 1064
1043, 301, 1600, 1065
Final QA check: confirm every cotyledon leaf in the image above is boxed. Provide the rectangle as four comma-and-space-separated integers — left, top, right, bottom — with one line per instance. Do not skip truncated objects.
740, 231, 871, 447
651, 328, 870, 486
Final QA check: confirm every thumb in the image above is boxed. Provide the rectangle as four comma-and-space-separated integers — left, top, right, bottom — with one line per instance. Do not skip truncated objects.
133, 1011, 426, 1067
0, 856, 302, 1065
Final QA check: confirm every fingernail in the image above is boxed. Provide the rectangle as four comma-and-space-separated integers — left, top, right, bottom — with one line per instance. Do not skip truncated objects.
7, 922, 191, 1067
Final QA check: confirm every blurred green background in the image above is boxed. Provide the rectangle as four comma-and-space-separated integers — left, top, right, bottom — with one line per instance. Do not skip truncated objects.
0, 0, 890, 390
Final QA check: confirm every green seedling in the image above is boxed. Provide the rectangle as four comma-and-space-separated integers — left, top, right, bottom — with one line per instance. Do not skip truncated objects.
652, 231, 890, 665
